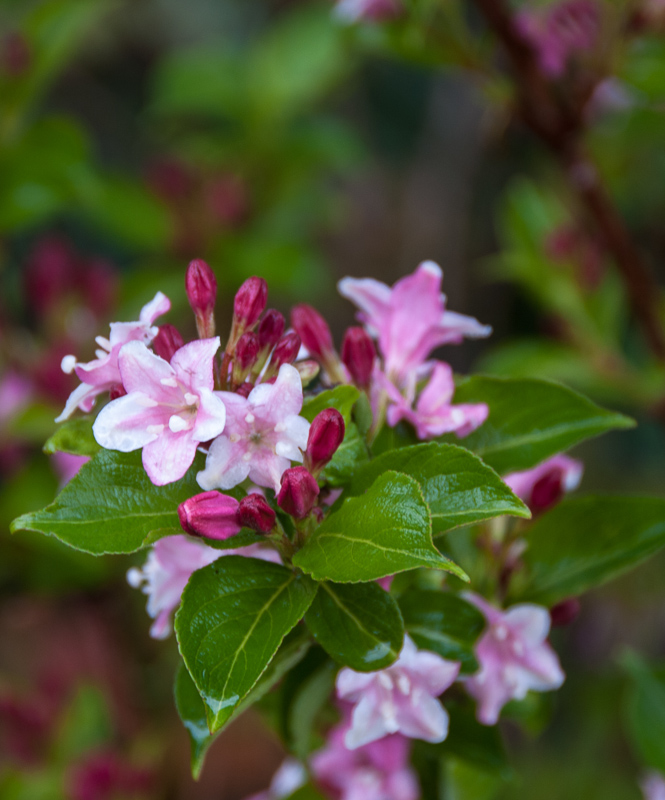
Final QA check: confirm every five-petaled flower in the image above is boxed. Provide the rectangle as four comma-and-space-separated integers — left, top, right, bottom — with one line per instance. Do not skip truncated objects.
336, 635, 460, 749
463, 593, 565, 726
197, 363, 310, 492
93, 338, 226, 485
57, 292, 171, 422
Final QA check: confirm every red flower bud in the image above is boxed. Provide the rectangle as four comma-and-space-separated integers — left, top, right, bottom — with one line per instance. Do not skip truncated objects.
152, 324, 184, 362
186, 259, 217, 338
277, 467, 320, 519
341, 327, 376, 389
305, 408, 345, 474
235, 332, 260, 371
291, 304, 334, 360
233, 277, 267, 330
530, 472, 566, 515
178, 491, 241, 541
294, 359, 320, 387
236, 382, 253, 398
265, 332, 301, 378
237, 493, 276, 533
550, 598, 580, 627
258, 309, 285, 351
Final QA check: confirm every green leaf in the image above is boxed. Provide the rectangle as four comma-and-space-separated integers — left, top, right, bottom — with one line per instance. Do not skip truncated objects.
43, 417, 100, 457
444, 757, 505, 800
175, 556, 317, 732
305, 582, 404, 671
622, 652, 665, 774
349, 443, 529, 536
440, 377, 634, 473
440, 705, 511, 776
399, 590, 485, 675
302, 385, 361, 425
175, 629, 310, 779
516, 496, 665, 606
293, 472, 467, 583
321, 422, 368, 486
10, 450, 203, 555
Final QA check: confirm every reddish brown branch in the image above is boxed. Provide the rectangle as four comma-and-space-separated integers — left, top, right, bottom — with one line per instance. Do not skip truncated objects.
472, 0, 665, 361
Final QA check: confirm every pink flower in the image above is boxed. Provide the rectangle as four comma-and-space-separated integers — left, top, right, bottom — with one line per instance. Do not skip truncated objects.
56, 292, 171, 422
127, 535, 280, 639
504, 454, 583, 514
197, 364, 310, 492
336, 635, 460, 749
641, 772, 665, 800
463, 593, 565, 726
0, 371, 32, 426
51, 452, 90, 488
312, 723, 419, 800
245, 760, 307, 800
383, 362, 488, 440
93, 338, 226, 485
338, 262, 490, 389
334, 0, 403, 23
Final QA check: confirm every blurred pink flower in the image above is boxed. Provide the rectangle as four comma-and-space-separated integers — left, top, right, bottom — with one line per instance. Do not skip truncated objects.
93, 338, 226, 485
68, 750, 153, 800
0, 371, 32, 425
382, 362, 488, 440
336, 635, 460, 749
641, 772, 665, 800
245, 759, 307, 800
334, 0, 403, 23
51, 452, 90, 488
504, 454, 583, 514
463, 593, 564, 725
56, 292, 171, 422
127, 535, 280, 639
197, 363, 310, 492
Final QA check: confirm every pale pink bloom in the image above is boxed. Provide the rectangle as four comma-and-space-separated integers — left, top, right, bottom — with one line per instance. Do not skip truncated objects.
127, 535, 281, 639
245, 760, 307, 800
334, 0, 402, 24
56, 292, 171, 422
0, 371, 33, 425
463, 593, 565, 726
51, 452, 90, 488
338, 262, 490, 389
504, 454, 583, 514
382, 362, 488, 440
336, 635, 460, 749
197, 363, 310, 493
93, 338, 226, 486
312, 723, 419, 800
641, 772, 665, 800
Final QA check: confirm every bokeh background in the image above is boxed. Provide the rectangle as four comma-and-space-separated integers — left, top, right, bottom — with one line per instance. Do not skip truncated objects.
2, 0, 665, 797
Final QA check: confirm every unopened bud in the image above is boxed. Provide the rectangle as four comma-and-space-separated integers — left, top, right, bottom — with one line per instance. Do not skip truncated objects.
258, 309, 285, 352
236, 382, 253, 398
186, 259, 217, 338
550, 597, 580, 627
152, 324, 184, 362
305, 408, 345, 475
341, 327, 375, 389
277, 467, 320, 519
530, 473, 566, 514
294, 359, 320, 387
264, 332, 301, 379
233, 332, 260, 385
291, 304, 334, 360
109, 384, 126, 401
237, 494, 276, 533
178, 491, 241, 541
233, 277, 267, 330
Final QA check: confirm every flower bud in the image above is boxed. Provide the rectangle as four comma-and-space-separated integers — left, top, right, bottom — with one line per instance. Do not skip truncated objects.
258, 309, 285, 352
178, 491, 241, 541
186, 259, 217, 338
152, 324, 184, 362
264, 332, 301, 380
233, 277, 267, 331
341, 327, 376, 389
530, 472, 566, 514
236, 382, 253, 398
237, 494, 276, 533
233, 332, 260, 385
291, 304, 334, 360
294, 359, 320, 388
277, 467, 320, 519
305, 408, 345, 475
550, 597, 580, 627
109, 384, 126, 401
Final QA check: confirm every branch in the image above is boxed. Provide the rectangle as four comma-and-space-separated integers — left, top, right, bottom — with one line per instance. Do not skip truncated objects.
472, 0, 665, 362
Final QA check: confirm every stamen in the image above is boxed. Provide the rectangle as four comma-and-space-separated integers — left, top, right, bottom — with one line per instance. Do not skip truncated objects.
169, 415, 190, 433
61, 355, 77, 374
160, 377, 178, 388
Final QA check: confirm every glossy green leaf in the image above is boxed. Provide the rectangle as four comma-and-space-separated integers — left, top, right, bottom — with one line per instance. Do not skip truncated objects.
349, 443, 529, 535
622, 652, 665, 774
302, 385, 361, 425
175, 556, 317, 732
10, 450, 203, 555
175, 629, 311, 779
399, 590, 485, 674
293, 472, 467, 583
305, 581, 404, 671
440, 377, 634, 473
321, 422, 368, 486
43, 417, 100, 457
516, 496, 665, 606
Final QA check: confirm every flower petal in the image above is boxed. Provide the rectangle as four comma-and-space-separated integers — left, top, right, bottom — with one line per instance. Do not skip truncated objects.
249, 364, 304, 422
117, 341, 177, 399
56, 382, 104, 423
191, 388, 226, 443
142, 429, 199, 485
170, 336, 220, 393
139, 290, 171, 325
197, 435, 251, 491
93, 392, 167, 452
